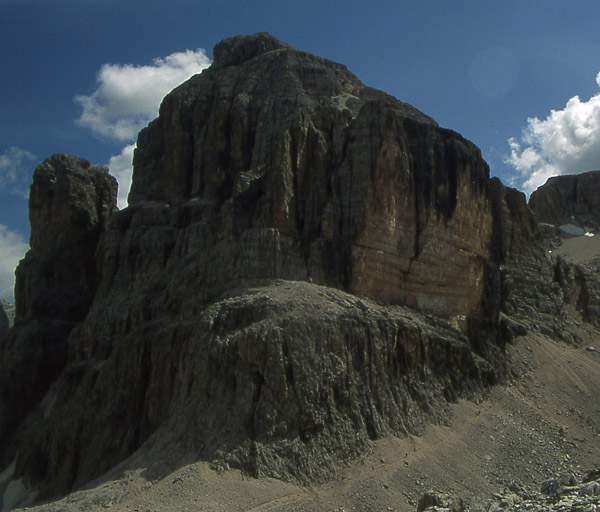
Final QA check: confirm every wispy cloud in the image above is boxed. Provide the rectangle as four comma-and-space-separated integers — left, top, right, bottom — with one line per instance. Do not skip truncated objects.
75, 49, 211, 141
506, 71, 600, 194
0, 224, 28, 303
0, 147, 36, 196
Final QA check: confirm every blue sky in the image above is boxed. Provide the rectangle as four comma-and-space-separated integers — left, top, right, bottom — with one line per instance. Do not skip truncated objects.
2, 0, 600, 300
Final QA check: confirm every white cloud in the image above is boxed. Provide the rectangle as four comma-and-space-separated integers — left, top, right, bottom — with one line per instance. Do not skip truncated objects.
75, 49, 211, 141
108, 143, 135, 209
0, 224, 28, 303
506, 71, 600, 194
0, 147, 36, 195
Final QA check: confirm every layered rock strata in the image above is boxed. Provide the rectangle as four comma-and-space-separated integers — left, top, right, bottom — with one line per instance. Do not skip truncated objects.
529, 170, 600, 228
130, 32, 529, 322
1, 34, 540, 506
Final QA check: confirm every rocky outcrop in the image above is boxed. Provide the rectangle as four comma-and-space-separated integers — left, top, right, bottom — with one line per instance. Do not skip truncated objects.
14, 154, 117, 323
419, 468, 600, 512
529, 170, 600, 229
129, 32, 521, 322
0, 155, 117, 477
15, 282, 499, 501
1, 34, 538, 506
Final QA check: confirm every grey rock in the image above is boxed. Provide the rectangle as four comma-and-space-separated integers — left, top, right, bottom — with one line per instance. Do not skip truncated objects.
427, 468, 600, 511
529, 170, 600, 229
15, 154, 117, 322
15, 281, 499, 500
541, 478, 562, 496
0, 34, 540, 505
417, 490, 465, 511
129, 32, 530, 322
0, 154, 117, 474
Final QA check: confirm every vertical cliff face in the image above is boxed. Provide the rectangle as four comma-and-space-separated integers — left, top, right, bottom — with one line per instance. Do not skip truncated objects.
15, 154, 117, 322
1, 34, 537, 505
127, 32, 510, 321
529, 170, 600, 228
0, 155, 117, 474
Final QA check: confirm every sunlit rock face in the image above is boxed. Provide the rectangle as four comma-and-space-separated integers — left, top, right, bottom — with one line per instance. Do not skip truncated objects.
529, 170, 600, 229
129, 32, 524, 320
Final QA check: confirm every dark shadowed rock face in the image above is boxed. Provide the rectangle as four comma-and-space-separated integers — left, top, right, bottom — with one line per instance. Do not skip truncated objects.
529, 170, 600, 228
0, 154, 117, 478
15, 154, 117, 322
1, 34, 538, 506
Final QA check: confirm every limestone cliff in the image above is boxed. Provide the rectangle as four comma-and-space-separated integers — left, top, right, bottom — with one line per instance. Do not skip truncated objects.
529, 170, 600, 228
128, 32, 527, 322
1, 34, 538, 506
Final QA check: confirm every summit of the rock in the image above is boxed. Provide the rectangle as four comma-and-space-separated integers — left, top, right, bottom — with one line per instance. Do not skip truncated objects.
212, 32, 293, 68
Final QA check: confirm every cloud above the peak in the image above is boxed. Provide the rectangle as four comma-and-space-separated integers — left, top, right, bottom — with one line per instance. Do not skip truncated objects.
506, 71, 600, 194
75, 49, 211, 141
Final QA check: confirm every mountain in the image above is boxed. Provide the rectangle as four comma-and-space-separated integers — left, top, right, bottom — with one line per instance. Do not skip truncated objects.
1, 33, 597, 511
529, 170, 600, 229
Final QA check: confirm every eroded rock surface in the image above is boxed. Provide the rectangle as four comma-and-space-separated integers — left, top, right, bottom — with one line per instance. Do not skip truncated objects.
0, 155, 117, 479
130, 32, 526, 321
14, 154, 117, 323
1, 34, 543, 507
529, 170, 600, 229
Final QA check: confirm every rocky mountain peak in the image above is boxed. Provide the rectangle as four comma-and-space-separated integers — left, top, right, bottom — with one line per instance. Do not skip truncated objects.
212, 32, 293, 68
529, 170, 600, 229
16, 154, 117, 322
0, 35, 545, 507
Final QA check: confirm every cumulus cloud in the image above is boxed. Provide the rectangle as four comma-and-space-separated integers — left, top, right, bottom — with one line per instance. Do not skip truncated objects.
506, 71, 600, 194
0, 224, 28, 302
108, 143, 135, 209
0, 147, 36, 195
75, 49, 211, 141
